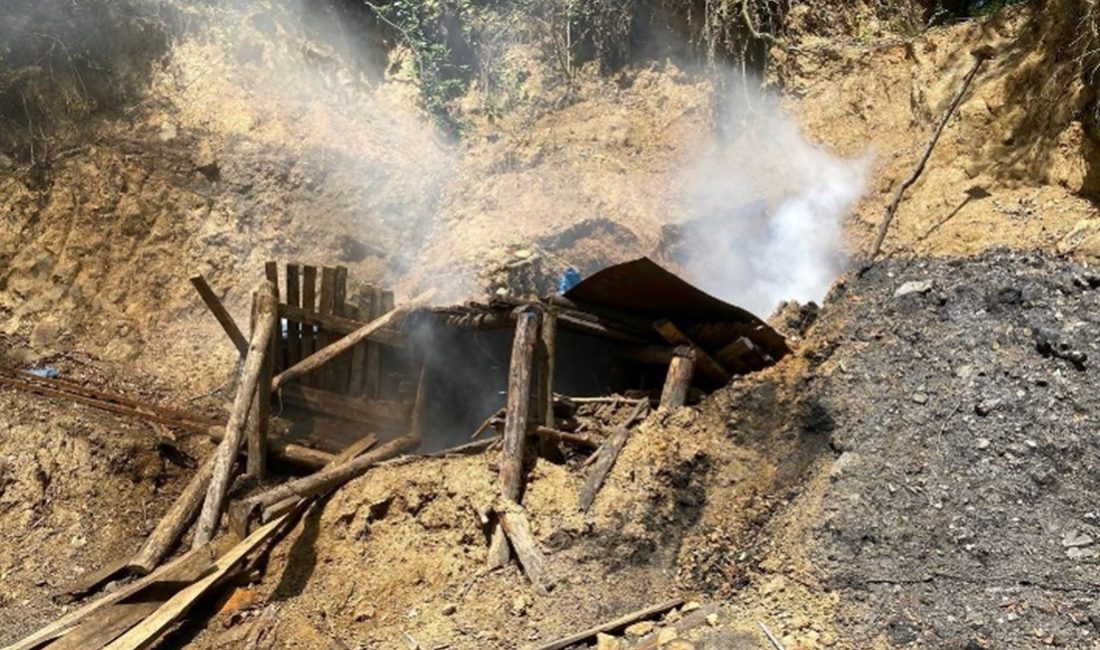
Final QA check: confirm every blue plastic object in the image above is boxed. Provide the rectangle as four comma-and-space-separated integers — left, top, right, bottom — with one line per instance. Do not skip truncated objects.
558, 267, 582, 294
28, 367, 59, 379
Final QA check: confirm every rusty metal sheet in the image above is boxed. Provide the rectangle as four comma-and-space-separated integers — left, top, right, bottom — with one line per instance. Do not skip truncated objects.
564, 257, 789, 361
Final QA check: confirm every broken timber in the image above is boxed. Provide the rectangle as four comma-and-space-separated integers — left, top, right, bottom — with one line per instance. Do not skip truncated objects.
487, 307, 539, 569
578, 399, 649, 512
533, 598, 684, 650
189, 275, 248, 356
653, 318, 730, 385
193, 280, 278, 548
248, 287, 277, 479
495, 498, 553, 595
659, 346, 695, 410
271, 288, 434, 391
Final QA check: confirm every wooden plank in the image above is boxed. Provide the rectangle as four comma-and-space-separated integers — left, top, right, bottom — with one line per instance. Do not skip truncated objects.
537, 308, 559, 460
193, 281, 278, 548
317, 267, 337, 391
532, 599, 683, 650
270, 290, 434, 392
347, 289, 372, 396
578, 400, 649, 512
264, 261, 283, 372
487, 309, 539, 569
300, 266, 318, 387
276, 304, 404, 347
364, 286, 383, 398
278, 384, 410, 430
495, 498, 553, 595
653, 319, 731, 385
47, 597, 165, 650
189, 275, 248, 356
2, 538, 233, 650
332, 267, 351, 394
56, 556, 130, 603
103, 514, 296, 650
285, 264, 302, 367
207, 425, 334, 470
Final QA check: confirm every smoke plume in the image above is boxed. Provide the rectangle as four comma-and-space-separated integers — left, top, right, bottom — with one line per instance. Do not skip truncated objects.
670, 80, 868, 316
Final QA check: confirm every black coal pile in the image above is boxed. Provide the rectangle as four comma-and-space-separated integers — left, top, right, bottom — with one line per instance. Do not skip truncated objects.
810, 251, 1100, 648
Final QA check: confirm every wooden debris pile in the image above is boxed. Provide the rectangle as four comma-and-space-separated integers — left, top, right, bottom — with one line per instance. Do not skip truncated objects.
5, 257, 789, 650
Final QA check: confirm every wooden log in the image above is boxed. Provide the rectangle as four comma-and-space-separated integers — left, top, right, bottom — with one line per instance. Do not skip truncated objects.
365, 286, 384, 398
103, 512, 297, 650
300, 265, 318, 386
193, 281, 278, 548
189, 275, 248, 357
3, 537, 234, 650
495, 498, 553, 595
277, 304, 405, 346
487, 309, 539, 569
278, 384, 411, 430
653, 319, 730, 385
659, 347, 695, 410
530, 425, 600, 449
537, 308, 560, 460
271, 289, 434, 392
285, 264, 302, 367
532, 598, 684, 650
264, 260, 283, 372
247, 289, 276, 480
348, 287, 373, 396
127, 455, 216, 575
332, 266, 351, 393
247, 432, 419, 512
578, 399, 649, 512
207, 425, 334, 470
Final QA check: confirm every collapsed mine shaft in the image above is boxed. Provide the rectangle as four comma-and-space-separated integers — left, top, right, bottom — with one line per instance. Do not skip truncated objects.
3, 256, 789, 649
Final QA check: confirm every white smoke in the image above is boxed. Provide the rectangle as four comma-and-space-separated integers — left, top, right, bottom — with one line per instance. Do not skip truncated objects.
672, 80, 868, 316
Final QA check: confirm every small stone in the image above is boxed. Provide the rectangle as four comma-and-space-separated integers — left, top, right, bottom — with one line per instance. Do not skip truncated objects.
595, 632, 620, 650
681, 601, 702, 612
665, 641, 695, 650
894, 280, 933, 297
511, 596, 527, 616
656, 627, 678, 644
353, 605, 375, 622
911, 392, 928, 405
625, 621, 655, 637
514, 249, 532, 259
441, 603, 457, 616
706, 613, 719, 627
1067, 547, 1097, 559
976, 438, 991, 450
1062, 531, 1095, 548
955, 364, 974, 379
975, 399, 1003, 416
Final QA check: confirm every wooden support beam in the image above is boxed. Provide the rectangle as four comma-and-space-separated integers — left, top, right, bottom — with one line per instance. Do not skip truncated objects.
495, 498, 553, 595
578, 399, 649, 512
537, 308, 560, 461
127, 455, 215, 575
348, 286, 373, 396
264, 261, 283, 372
714, 336, 763, 373
653, 319, 731, 385
193, 280, 278, 548
532, 598, 684, 650
271, 289, 434, 392
530, 425, 600, 449
488, 308, 539, 569
207, 425, 334, 470
189, 275, 248, 357
247, 290, 276, 479
276, 304, 405, 347
659, 346, 695, 410
317, 267, 337, 391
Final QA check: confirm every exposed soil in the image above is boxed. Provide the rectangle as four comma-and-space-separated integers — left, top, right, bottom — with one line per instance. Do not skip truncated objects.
1, 1, 1100, 649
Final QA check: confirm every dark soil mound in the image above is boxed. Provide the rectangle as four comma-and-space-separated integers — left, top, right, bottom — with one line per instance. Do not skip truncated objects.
811, 251, 1100, 648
